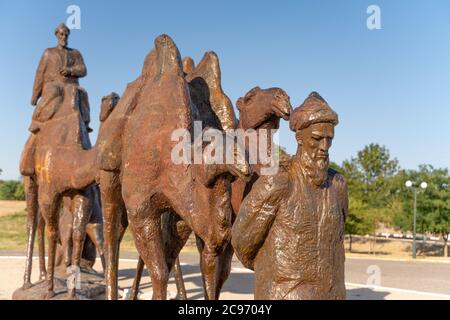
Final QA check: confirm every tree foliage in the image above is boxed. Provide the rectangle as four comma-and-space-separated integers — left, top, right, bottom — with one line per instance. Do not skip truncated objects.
0, 180, 25, 200
337, 144, 450, 256
341, 143, 399, 208
338, 144, 400, 238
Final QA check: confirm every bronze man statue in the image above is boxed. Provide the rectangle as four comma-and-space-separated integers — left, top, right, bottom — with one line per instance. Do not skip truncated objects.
29, 23, 91, 133
232, 92, 348, 300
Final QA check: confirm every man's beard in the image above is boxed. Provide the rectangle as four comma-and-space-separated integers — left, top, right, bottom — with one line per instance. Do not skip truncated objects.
299, 150, 329, 187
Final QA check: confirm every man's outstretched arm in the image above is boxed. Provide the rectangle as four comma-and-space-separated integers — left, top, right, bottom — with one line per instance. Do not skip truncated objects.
232, 173, 288, 270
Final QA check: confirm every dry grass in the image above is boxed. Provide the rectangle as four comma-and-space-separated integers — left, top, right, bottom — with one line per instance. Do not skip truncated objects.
0, 210, 27, 251
0, 200, 26, 217
345, 235, 448, 258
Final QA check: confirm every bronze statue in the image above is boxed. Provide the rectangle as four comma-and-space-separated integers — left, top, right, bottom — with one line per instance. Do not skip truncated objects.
93, 35, 251, 300
18, 23, 108, 299
232, 92, 348, 300
29, 23, 91, 134
19, 91, 120, 298
128, 73, 293, 299
17, 23, 347, 301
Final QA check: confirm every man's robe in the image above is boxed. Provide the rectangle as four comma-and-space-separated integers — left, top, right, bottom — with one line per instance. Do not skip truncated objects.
232, 161, 348, 300
21, 47, 89, 176
31, 47, 88, 123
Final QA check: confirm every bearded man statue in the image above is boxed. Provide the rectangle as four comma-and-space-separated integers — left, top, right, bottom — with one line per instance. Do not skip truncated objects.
232, 92, 348, 300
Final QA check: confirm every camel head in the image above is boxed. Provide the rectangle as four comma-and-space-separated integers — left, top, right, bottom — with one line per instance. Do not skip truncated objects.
237, 87, 292, 131
99, 92, 120, 122
190, 130, 251, 246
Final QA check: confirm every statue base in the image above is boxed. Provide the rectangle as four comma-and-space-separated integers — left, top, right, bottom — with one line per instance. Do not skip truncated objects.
12, 265, 105, 300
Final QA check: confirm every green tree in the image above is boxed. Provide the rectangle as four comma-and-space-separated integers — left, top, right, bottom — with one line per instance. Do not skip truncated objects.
394, 165, 450, 257
342, 143, 399, 207
0, 180, 25, 200
14, 182, 25, 201
338, 144, 400, 250
0, 181, 20, 200
345, 198, 376, 251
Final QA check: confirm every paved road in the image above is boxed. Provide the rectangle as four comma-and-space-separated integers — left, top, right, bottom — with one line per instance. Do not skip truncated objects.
344, 257, 450, 296
1, 251, 449, 299
122, 251, 450, 299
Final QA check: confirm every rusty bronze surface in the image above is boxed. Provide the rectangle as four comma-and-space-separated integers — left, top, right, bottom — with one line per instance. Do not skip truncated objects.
17, 24, 347, 300
125, 50, 294, 299
128, 85, 293, 300
18, 23, 110, 299
93, 34, 251, 300
232, 92, 348, 300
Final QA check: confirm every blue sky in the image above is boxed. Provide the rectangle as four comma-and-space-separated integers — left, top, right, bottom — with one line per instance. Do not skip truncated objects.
0, 0, 449, 179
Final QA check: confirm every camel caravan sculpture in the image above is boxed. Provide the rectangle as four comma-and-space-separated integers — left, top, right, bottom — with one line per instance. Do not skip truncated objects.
128, 54, 293, 299
16, 23, 347, 300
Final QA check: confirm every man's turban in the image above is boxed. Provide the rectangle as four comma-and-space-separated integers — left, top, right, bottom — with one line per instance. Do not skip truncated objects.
289, 92, 338, 131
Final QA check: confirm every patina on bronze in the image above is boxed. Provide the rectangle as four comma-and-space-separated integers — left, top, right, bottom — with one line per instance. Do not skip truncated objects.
97, 35, 251, 300
128, 51, 293, 299
232, 92, 348, 300
29, 23, 91, 134
18, 23, 107, 299
131, 61, 292, 299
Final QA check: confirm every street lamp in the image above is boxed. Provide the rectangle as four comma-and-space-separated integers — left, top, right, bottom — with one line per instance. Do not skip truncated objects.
405, 180, 427, 259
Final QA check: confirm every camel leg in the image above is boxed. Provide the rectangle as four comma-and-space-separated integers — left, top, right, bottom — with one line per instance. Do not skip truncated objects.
128, 206, 168, 300
195, 237, 208, 299
215, 242, 234, 298
173, 257, 187, 300
129, 256, 144, 300
129, 255, 186, 300
86, 186, 106, 272
67, 191, 92, 299
23, 176, 38, 289
60, 197, 73, 268
100, 170, 122, 300
86, 222, 105, 271
161, 211, 191, 300
37, 212, 47, 280
40, 197, 61, 299
196, 236, 220, 300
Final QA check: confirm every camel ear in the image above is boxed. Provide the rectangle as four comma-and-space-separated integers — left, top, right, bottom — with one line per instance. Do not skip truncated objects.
237, 86, 260, 111
236, 97, 245, 111
99, 93, 119, 122
247, 86, 260, 96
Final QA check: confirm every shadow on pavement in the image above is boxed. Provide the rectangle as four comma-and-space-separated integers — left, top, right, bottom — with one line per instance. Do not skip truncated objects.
118, 265, 255, 298
118, 265, 389, 300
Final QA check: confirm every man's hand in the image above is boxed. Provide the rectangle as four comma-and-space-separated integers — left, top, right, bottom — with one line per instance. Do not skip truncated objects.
60, 67, 71, 77
31, 96, 38, 106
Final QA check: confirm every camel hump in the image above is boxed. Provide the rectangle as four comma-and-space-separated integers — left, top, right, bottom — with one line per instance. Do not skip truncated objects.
154, 34, 184, 78
187, 51, 237, 130
182, 56, 195, 75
